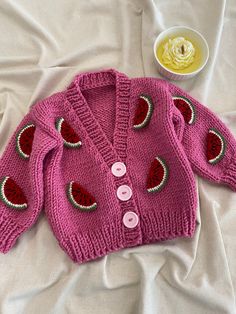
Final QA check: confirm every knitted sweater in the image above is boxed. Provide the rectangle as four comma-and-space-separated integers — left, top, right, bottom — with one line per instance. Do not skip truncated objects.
0, 69, 236, 264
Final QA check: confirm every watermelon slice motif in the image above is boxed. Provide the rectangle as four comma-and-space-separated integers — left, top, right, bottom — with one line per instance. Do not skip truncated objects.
172, 96, 196, 125
133, 95, 153, 129
0, 176, 27, 210
206, 128, 226, 164
147, 157, 169, 193
67, 181, 97, 211
16, 124, 36, 159
56, 117, 82, 148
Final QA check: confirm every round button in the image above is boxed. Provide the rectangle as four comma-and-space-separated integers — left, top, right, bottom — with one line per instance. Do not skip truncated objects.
111, 162, 126, 177
123, 211, 139, 229
117, 185, 132, 201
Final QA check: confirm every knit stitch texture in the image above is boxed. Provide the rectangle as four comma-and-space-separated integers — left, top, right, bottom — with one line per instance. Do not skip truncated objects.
0, 69, 236, 264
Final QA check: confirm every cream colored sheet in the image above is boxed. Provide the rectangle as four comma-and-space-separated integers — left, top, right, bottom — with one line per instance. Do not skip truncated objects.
0, 0, 236, 313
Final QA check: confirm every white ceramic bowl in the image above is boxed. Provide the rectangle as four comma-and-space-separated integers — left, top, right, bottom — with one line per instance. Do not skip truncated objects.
153, 26, 209, 80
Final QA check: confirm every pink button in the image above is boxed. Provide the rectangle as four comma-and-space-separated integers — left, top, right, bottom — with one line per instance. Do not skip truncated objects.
117, 185, 132, 201
111, 162, 126, 177
123, 211, 139, 229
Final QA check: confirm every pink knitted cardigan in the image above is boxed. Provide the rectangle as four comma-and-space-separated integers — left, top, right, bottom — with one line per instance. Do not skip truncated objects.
0, 69, 236, 264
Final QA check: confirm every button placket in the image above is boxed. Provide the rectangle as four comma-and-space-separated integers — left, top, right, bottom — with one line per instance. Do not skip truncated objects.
111, 162, 141, 235
123, 211, 139, 229
111, 162, 133, 202
111, 162, 126, 177
117, 184, 132, 201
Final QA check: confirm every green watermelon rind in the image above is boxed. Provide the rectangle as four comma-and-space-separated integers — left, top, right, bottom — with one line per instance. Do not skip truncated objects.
208, 128, 226, 165
55, 117, 82, 148
16, 123, 35, 159
0, 176, 27, 210
133, 95, 154, 129
147, 157, 169, 193
172, 95, 196, 125
67, 181, 97, 212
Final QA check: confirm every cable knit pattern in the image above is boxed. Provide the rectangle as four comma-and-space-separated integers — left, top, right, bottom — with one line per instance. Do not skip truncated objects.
0, 69, 236, 264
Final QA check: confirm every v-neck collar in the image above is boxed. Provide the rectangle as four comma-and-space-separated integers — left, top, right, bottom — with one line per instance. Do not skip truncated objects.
65, 69, 131, 166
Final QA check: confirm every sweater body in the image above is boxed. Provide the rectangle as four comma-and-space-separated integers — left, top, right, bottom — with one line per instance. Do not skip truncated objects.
1, 69, 236, 264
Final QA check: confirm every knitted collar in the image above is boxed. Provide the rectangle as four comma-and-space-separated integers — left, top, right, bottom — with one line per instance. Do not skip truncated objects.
65, 69, 131, 166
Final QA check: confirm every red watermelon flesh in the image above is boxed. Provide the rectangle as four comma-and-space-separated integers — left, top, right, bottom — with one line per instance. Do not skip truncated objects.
56, 118, 82, 148
133, 95, 153, 129
206, 129, 225, 164
68, 181, 97, 211
17, 124, 36, 159
173, 96, 195, 124
147, 157, 168, 193
0, 176, 27, 209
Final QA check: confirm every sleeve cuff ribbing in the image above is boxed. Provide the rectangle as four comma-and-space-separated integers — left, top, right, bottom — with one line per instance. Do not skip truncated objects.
221, 158, 236, 192
0, 213, 21, 253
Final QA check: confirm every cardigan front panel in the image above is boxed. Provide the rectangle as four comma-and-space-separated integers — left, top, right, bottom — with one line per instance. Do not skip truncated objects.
126, 78, 197, 240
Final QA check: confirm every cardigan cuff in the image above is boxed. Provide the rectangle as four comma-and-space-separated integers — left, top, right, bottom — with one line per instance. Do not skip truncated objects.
221, 158, 236, 191
0, 213, 21, 253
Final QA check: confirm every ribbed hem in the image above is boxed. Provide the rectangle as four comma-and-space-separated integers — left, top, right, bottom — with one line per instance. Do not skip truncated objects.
0, 213, 22, 253
221, 158, 236, 191
59, 209, 196, 264
60, 220, 125, 263
141, 209, 196, 243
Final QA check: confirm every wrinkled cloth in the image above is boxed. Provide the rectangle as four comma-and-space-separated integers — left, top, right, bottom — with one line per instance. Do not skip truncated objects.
0, 0, 235, 313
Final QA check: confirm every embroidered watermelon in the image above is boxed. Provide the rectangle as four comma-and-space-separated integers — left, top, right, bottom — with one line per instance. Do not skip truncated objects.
172, 96, 196, 124
133, 95, 153, 129
0, 176, 27, 210
56, 117, 82, 148
67, 181, 97, 211
206, 128, 226, 164
16, 124, 36, 159
147, 157, 169, 193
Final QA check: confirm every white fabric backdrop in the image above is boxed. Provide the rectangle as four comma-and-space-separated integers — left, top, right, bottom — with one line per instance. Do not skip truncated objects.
0, 0, 236, 313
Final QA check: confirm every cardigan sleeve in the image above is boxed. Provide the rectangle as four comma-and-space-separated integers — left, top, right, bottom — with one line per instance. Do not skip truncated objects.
0, 108, 57, 253
168, 82, 236, 192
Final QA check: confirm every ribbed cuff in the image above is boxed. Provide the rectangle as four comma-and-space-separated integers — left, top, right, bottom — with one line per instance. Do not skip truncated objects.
221, 158, 236, 191
0, 213, 21, 253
